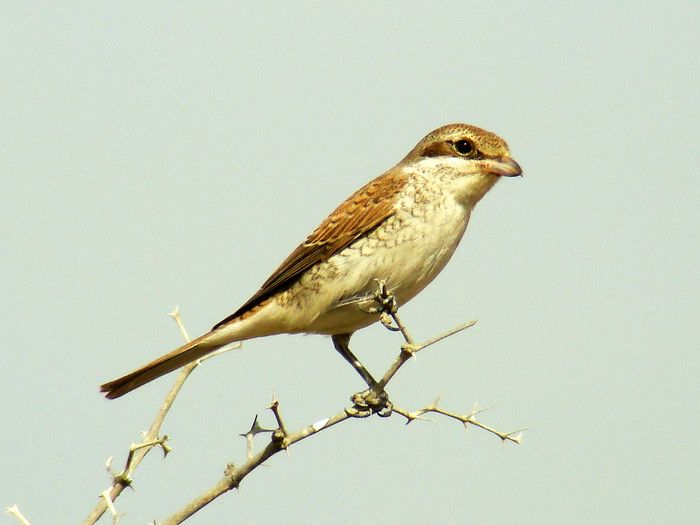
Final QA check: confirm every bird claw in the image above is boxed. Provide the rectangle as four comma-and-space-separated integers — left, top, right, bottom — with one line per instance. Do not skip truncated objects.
347, 388, 393, 418
356, 281, 398, 317
373, 282, 398, 314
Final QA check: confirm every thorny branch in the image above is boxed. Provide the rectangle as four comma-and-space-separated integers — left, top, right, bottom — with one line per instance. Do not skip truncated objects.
82, 307, 241, 525
392, 398, 523, 443
86, 282, 521, 524
162, 282, 521, 523
371, 280, 478, 396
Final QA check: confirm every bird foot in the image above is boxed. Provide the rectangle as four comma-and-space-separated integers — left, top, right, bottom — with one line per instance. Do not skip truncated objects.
360, 279, 398, 316
346, 388, 393, 418
372, 280, 397, 314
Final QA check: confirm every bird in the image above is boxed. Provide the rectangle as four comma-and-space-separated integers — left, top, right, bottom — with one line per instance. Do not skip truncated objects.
101, 123, 521, 401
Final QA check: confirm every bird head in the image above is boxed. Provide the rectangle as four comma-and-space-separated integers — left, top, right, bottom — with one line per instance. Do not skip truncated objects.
401, 123, 522, 205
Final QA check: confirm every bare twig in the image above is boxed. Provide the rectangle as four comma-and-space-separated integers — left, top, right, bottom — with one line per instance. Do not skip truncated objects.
160, 283, 518, 523
88, 282, 519, 524
268, 395, 292, 451
82, 307, 240, 525
393, 399, 523, 444
161, 402, 353, 524
375, 317, 477, 395
6, 505, 31, 525
164, 391, 520, 523
370, 279, 478, 396
238, 415, 274, 460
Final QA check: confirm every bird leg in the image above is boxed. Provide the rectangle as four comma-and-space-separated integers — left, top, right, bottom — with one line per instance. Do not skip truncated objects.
332, 333, 392, 417
332, 333, 377, 388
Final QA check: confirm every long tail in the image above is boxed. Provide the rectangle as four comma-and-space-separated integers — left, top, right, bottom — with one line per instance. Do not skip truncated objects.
100, 329, 232, 399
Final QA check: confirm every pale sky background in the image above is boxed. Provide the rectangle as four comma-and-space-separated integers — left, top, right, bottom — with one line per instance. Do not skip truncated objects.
2, 2, 698, 524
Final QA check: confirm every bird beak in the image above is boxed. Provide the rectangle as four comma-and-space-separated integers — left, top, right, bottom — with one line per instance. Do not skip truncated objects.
482, 156, 522, 177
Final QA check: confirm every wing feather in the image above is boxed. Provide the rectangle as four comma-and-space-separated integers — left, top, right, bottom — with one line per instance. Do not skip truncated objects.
212, 170, 406, 329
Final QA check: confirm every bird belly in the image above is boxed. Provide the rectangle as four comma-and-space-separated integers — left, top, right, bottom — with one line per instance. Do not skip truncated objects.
293, 200, 471, 335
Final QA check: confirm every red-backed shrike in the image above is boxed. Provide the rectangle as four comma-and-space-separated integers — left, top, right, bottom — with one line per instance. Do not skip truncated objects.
101, 123, 521, 400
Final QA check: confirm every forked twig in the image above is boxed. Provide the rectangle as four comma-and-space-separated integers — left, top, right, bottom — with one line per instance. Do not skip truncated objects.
393, 399, 523, 444
86, 282, 520, 524
82, 307, 241, 525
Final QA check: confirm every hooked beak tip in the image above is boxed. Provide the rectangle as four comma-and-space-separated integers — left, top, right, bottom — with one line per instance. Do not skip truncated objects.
494, 156, 522, 177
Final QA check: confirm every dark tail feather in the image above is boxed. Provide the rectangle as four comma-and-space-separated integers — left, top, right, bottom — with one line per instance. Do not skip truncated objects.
100, 331, 225, 399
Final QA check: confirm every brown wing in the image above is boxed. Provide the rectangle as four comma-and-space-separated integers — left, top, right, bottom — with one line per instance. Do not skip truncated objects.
212, 170, 406, 329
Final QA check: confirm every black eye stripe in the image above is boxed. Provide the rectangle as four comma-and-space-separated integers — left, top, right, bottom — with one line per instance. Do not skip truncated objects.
420, 139, 481, 158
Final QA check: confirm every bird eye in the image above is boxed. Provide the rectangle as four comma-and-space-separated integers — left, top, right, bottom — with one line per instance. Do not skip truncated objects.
453, 139, 475, 156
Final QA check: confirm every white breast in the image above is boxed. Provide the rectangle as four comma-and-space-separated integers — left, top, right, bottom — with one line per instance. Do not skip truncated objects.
297, 186, 472, 335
